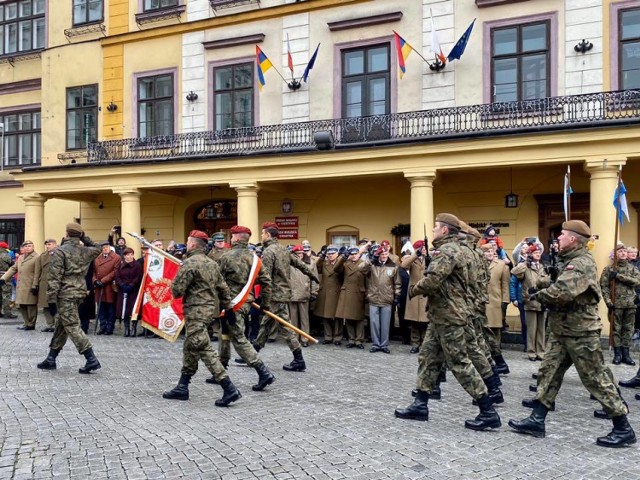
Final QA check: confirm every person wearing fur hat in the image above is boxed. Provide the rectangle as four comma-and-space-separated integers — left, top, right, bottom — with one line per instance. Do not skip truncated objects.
0, 241, 16, 318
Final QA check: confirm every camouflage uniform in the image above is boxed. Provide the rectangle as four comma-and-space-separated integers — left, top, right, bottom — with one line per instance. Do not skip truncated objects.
0, 248, 14, 317
217, 240, 272, 367
600, 261, 640, 348
255, 237, 318, 352
206, 247, 226, 338
47, 236, 101, 354
411, 234, 488, 400
172, 248, 232, 382
534, 244, 627, 416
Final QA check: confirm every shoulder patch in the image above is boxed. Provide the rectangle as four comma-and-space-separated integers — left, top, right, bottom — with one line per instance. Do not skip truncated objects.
565, 265, 575, 270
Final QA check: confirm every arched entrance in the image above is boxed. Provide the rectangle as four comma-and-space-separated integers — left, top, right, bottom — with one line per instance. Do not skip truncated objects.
534, 193, 590, 246
193, 199, 238, 240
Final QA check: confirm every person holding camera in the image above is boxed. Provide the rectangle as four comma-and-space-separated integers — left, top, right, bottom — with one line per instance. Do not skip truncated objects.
600, 244, 640, 365
108, 225, 127, 259
511, 244, 550, 361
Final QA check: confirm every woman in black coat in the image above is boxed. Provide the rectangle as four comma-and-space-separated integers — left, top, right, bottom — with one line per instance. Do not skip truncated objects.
115, 248, 143, 337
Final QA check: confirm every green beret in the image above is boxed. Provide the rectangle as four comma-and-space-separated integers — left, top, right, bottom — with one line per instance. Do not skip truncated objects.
562, 220, 591, 238
435, 213, 461, 230
66, 222, 84, 237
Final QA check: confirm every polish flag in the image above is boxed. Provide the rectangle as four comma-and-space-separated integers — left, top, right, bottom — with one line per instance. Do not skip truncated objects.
133, 252, 184, 342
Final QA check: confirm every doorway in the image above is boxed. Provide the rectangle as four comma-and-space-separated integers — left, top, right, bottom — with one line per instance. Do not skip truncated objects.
193, 200, 238, 241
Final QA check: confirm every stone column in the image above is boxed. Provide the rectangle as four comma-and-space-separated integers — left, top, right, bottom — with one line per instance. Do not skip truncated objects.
21, 193, 46, 249
585, 157, 627, 336
114, 188, 142, 257
404, 171, 437, 242
231, 182, 259, 244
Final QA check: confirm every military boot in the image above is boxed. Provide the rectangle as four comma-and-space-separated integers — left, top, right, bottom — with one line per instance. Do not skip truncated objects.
78, 348, 101, 374
508, 400, 548, 438
531, 372, 538, 380
473, 374, 504, 406
283, 348, 306, 372
621, 347, 636, 366
215, 377, 241, 407
37, 349, 60, 370
438, 368, 447, 383
595, 387, 629, 419
395, 390, 429, 421
596, 415, 637, 448
613, 347, 622, 365
412, 384, 441, 400
465, 395, 501, 431
493, 354, 510, 375
619, 367, 640, 388
522, 397, 555, 411
636, 393, 640, 401
130, 321, 138, 338
123, 320, 130, 337
252, 362, 275, 391
163, 373, 191, 400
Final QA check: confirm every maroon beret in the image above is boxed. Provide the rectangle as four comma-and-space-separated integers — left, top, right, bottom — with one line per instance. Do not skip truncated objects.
262, 222, 279, 231
188, 230, 209, 241
230, 225, 252, 235
381, 240, 390, 246
413, 240, 424, 249
291, 244, 304, 253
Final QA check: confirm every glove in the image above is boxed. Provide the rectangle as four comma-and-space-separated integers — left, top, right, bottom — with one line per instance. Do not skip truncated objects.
319, 245, 327, 258
261, 302, 271, 313
224, 308, 237, 326
94, 280, 104, 288
338, 246, 347, 257
0, 279, 5, 287
546, 266, 559, 283
121, 285, 133, 294
609, 270, 618, 281
48, 303, 57, 317
30, 286, 39, 295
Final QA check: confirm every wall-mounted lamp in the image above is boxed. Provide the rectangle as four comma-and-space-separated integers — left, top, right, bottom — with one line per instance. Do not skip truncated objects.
574, 39, 593, 54
106, 101, 118, 112
98, 201, 104, 210
504, 167, 519, 208
287, 80, 301, 91
429, 57, 446, 72
186, 91, 198, 102
313, 130, 334, 150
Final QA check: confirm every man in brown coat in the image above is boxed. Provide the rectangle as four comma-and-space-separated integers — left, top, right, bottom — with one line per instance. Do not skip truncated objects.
93, 242, 122, 335
483, 245, 510, 344
401, 240, 428, 353
289, 244, 319, 347
335, 246, 368, 348
0, 240, 39, 330
34, 239, 58, 332
314, 245, 345, 345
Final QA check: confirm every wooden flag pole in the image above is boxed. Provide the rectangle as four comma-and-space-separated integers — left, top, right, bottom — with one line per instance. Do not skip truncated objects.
252, 302, 319, 344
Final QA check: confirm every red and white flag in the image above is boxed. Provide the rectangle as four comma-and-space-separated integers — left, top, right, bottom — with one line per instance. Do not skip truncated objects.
286, 33, 294, 75
132, 251, 184, 342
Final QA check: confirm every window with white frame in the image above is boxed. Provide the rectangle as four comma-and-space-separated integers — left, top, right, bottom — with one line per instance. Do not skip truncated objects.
0, 111, 41, 167
0, 0, 45, 56
619, 7, 640, 90
73, 0, 104, 26
213, 62, 254, 131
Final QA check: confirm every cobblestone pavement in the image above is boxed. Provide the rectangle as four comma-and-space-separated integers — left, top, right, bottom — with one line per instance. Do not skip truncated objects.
1, 317, 640, 480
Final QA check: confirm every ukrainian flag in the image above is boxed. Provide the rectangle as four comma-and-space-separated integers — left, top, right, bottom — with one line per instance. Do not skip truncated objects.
393, 31, 413, 79
256, 46, 273, 91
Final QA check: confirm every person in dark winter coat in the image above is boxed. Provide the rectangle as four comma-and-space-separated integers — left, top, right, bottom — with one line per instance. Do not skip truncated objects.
115, 248, 143, 337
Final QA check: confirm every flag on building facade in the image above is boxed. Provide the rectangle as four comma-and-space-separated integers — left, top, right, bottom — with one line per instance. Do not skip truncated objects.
447, 18, 476, 62
393, 31, 414, 79
133, 251, 184, 342
430, 10, 446, 64
256, 45, 273, 91
302, 43, 320, 83
563, 165, 573, 221
286, 33, 294, 75
613, 179, 631, 225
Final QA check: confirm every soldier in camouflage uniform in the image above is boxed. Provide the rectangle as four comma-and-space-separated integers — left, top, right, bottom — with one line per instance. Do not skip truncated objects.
206, 225, 275, 392
600, 244, 640, 365
254, 222, 319, 372
0, 242, 16, 318
163, 230, 241, 407
509, 220, 636, 448
207, 232, 227, 341
395, 213, 500, 431
37, 223, 102, 373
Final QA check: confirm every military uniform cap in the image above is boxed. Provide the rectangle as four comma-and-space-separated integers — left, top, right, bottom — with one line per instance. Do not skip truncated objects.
562, 220, 591, 238
189, 230, 209, 241
616, 242, 626, 251
458, 220, 471, 234
413, 240, 425, 249
381, 240, 391, 246
262, 221, 279, 231
468, 227, 482, 239
303, 244, 311, 251
230, 225, 251, 236
480, 243, 494, 251
99, 241, 110, 247
326, 245, 339, 254
212, 232, 225, 241
291, 244, 304, 253
435, 213, 461, 229
66, 222, 84, 237
348, 246, 360, 255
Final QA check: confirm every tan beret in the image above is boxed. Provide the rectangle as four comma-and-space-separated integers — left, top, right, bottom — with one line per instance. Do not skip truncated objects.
66, 222, 84, 237
480, 243, 494, 251
468, 227, 482, 240
458, 220, 470, 234
435, 213, 460, 229
616, 242, 626, 251
562, 220, 591, 238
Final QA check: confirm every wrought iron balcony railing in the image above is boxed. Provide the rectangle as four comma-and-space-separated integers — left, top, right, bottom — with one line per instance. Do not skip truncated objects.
87, 89, 640, 164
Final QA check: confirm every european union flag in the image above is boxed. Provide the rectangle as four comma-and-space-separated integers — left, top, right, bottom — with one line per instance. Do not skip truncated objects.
302, 43, 320, 83
447, 19, 475, 62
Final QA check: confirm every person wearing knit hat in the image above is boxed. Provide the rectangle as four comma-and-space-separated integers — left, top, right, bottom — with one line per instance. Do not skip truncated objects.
163, 226, 242, 407
0, 240, 16, 318
253, 221, 319, 372
510, 219, 637, 448
396, 213, 501, 431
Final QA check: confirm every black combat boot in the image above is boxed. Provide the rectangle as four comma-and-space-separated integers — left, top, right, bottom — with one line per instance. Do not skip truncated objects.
491, 366, 503, 387
37, 349, 60, 370
163, 373, 191, 400
283, 348, 306, 372
252, 362, 275, 391
412, 384, 441, 400
215, 377, 242, 407
508, 400, 548, 438
395, 390, 429, 421
529, 383, 538, 392
473, 374, 504, 405
595, 387, 629, 419
493, 354, 510, 375
438, 368, 447, 383
78, 348, 101, 374
596, 415, 637, 448
522, 397, 555, 411
613, 347, 622, 365
531, 372, 538, 380
619, 367, 640, 388
622, 347, 636, 366
123, 320, 130, 337
130, 321, 138, 338
636, 393, 640, 401
465, 395, 501, 430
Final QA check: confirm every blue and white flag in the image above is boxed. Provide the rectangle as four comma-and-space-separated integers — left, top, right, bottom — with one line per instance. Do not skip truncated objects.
563, 165, 573, 222
613, 179, 631, 225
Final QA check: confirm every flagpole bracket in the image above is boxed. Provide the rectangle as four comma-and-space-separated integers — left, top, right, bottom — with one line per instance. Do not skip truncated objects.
287, 79, 302, 91
429, 58, 446, 72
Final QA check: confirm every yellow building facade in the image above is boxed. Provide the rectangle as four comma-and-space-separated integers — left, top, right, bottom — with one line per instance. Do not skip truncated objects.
1, 0, 639, 298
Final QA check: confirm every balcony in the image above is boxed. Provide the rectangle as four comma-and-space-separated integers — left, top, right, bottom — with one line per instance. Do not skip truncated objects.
87, 89, 640, 164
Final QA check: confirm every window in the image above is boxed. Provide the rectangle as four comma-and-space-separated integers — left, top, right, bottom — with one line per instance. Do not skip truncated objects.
491, 21, 549, 102
0, 0, 45, 56
137, 74, 174, 138
0, 111, 41, 167
66, 85, 98, 150
620, 8, 640, 90
0, 218, 24, 247
341, 44, 390, 118
213, 62, 254, 131
73, 0, 103, 26
144, 0, 178, 11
